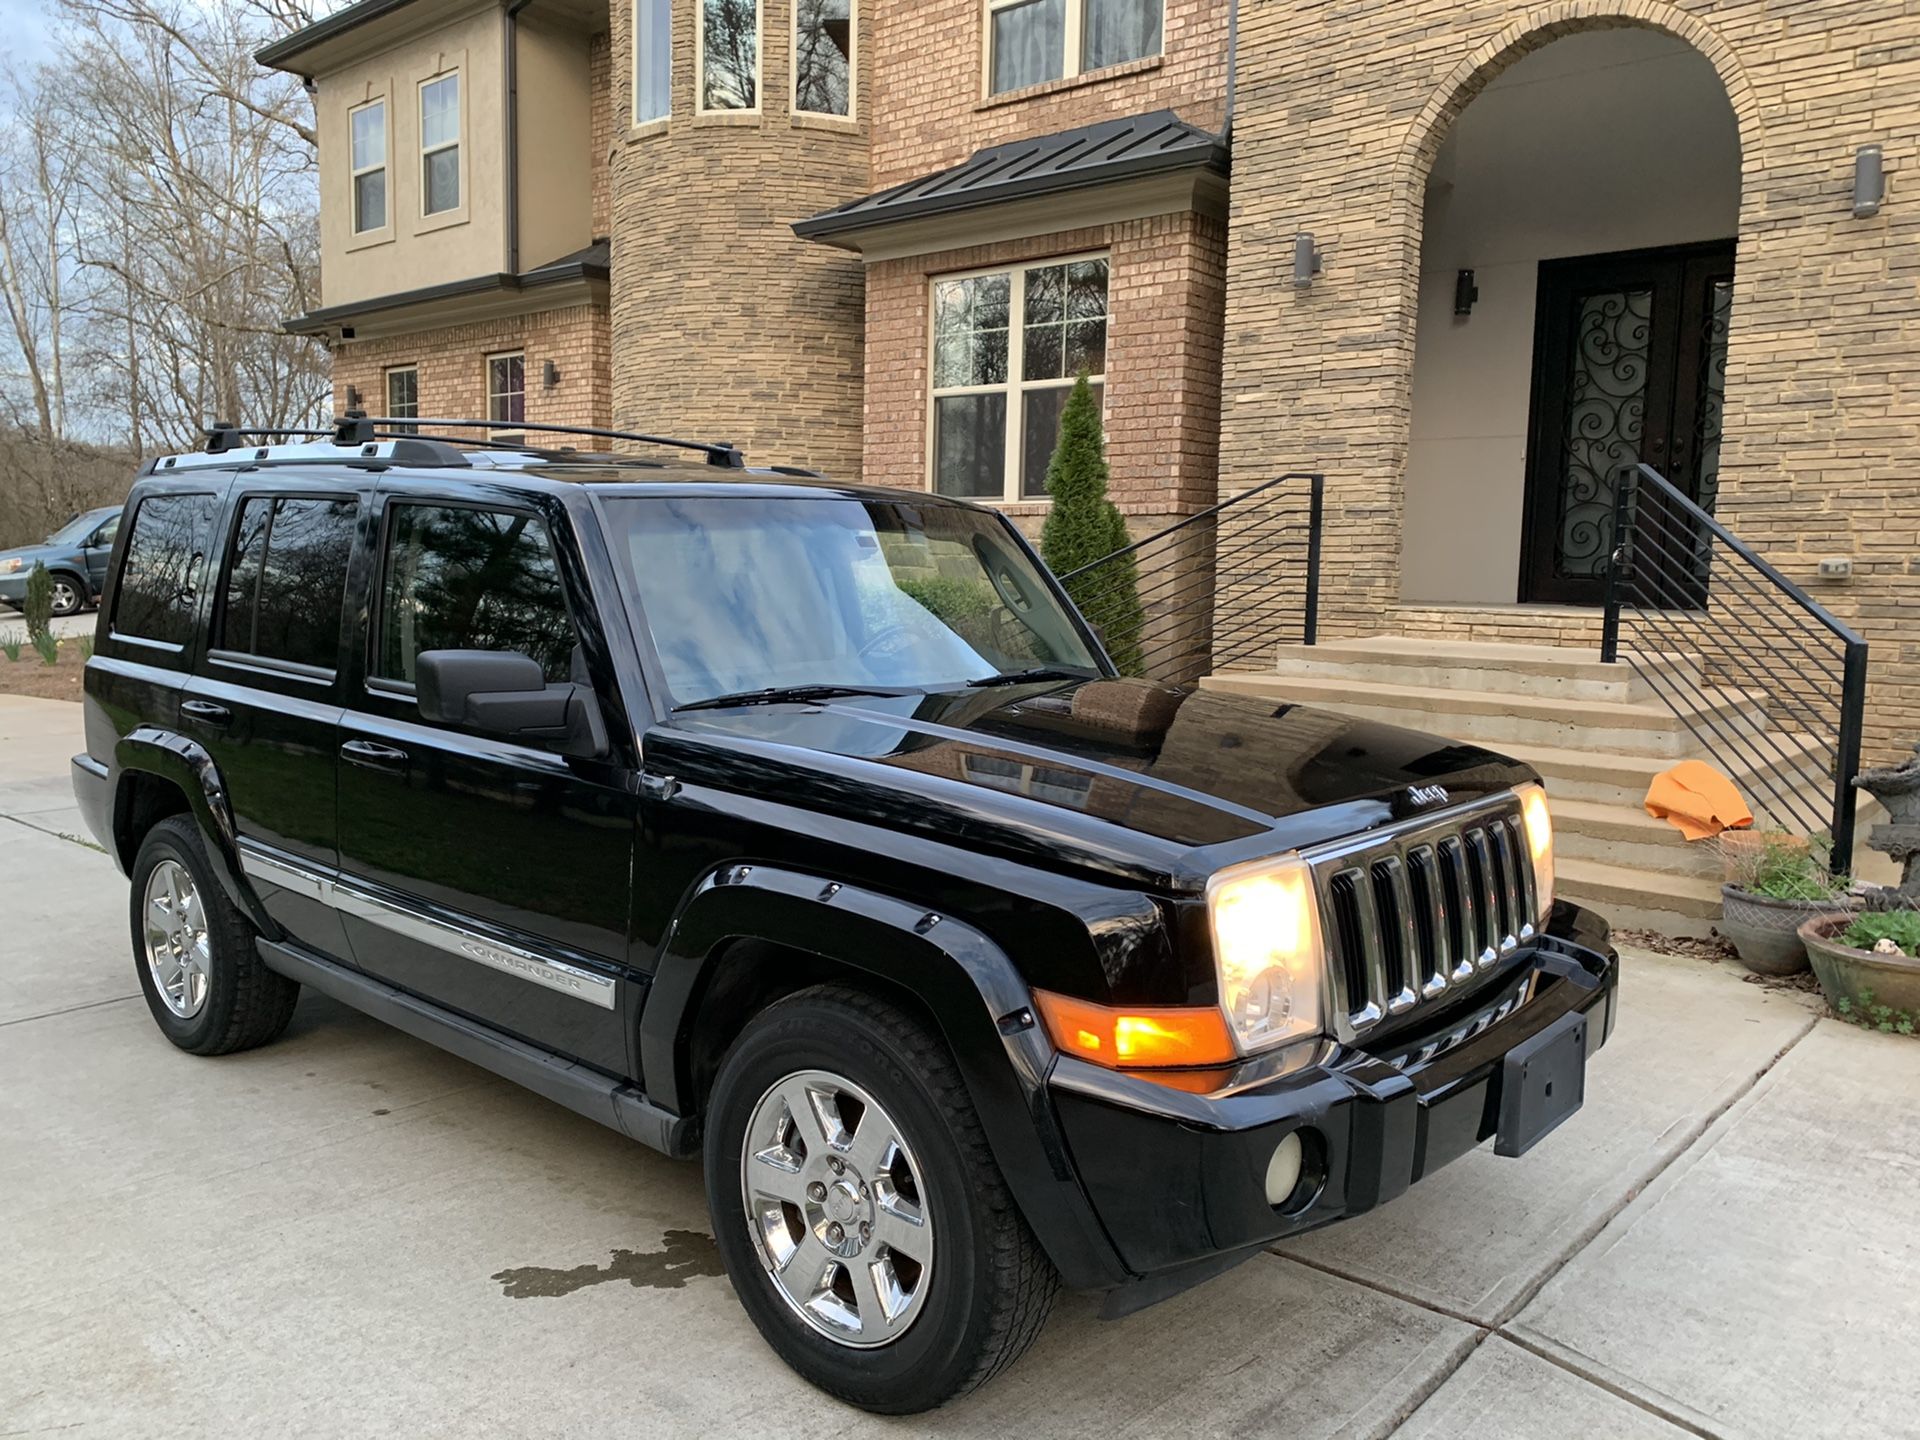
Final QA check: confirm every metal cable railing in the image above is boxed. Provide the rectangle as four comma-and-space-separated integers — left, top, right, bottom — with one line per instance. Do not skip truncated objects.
1601, 463, 1869, 867
1059, 473, 1324, 686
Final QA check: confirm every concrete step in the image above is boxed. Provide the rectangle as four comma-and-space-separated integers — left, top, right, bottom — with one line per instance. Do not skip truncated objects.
1202, 672, 1769, 758
1502, 735, 1834, 817
1557, 856, 1726, 938
1552, 799, 1727, 881
1270, 637, 1703, 704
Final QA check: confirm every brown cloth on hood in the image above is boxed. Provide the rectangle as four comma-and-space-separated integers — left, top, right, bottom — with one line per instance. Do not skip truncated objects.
1644, 759, 1755, 841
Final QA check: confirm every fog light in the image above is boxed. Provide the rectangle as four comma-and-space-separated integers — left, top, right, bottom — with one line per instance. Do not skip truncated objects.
1264, 1131, 1305, 1207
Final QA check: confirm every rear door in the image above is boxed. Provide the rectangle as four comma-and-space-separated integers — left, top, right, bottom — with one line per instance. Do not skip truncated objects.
332, 487, 635, 1072
181, 477, 365, 956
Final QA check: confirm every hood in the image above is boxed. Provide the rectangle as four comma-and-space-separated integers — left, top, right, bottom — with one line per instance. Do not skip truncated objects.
654, 677, 1534, 892
0, 541, 71, 567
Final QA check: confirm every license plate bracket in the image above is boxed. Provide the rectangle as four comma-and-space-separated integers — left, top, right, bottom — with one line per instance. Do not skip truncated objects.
1495, 1010, 1588, 1158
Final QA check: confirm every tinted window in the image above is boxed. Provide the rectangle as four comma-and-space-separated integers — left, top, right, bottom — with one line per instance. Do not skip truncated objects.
114, 493, 218, 646
220, 497, 357, 670
375, 503, 575, 684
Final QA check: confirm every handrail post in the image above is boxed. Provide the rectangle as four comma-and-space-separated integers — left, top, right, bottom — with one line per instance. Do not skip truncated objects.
1831, 639, 1870, 875
1303, 473, 1324, 646
1599, 465, 1635, 665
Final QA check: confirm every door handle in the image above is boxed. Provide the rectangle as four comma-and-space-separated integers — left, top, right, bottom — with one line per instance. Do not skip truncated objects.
180, 699, 232, 727
340, 738, 410, 771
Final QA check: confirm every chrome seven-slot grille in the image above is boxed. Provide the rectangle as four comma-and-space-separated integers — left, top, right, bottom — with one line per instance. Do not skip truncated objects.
1307, 794, 1540, 1039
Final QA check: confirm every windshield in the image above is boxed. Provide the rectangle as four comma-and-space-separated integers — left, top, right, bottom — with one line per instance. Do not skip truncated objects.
46, 509, 110, 546
601, 495, 1104, 707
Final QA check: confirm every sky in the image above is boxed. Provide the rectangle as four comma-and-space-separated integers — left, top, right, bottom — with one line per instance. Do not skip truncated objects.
0, 0, 58, 70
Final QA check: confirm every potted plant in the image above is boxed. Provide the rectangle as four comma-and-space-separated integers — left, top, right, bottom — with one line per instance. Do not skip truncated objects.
1719, 834, 1853, 976
1799, 910, 1920, 1028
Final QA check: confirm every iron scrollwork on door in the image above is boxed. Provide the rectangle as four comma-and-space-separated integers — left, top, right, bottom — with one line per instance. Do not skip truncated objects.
1556, 288, 1653, 582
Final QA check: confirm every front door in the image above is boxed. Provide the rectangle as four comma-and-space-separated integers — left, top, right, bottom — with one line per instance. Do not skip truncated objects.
1519, 240, 1735, 605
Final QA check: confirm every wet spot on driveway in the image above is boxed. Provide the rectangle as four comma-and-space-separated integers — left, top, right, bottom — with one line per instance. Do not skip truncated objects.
492, 1230, 723, 1299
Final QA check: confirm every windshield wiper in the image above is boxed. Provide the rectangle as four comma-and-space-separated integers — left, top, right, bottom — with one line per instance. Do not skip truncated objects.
964, 666, 1100, 690
673, 684, 917, 714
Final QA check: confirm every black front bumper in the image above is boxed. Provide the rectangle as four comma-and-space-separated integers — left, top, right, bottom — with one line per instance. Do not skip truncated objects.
1049, 900, 1618, 1310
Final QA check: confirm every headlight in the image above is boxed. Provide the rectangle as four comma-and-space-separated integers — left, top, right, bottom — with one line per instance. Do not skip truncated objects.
1206, 854, 1324, 1055
1516, 782, 1555, 919
0, 558, 21, 574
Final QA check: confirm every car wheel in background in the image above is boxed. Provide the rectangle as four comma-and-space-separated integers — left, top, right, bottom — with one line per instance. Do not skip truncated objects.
47, 574, 84, 615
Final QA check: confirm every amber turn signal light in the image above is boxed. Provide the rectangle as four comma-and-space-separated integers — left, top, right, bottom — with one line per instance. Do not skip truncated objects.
1031, 989, 1238, 1069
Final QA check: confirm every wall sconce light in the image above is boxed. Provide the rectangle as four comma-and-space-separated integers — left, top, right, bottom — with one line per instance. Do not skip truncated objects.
1454, 269, 1480, 317
345, 384, 362, 410
1854, 145, 1885, 218
1292, 232, 1323, 288
543, 359, 561, 390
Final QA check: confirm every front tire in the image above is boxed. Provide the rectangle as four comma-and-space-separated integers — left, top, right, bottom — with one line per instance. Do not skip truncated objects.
129, 816, 299, 1055
47, 573, 84, 616
704, 985, 1058, 1413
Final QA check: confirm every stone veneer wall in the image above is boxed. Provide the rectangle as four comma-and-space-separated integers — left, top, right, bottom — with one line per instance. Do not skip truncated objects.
1222, 0, 1920, 762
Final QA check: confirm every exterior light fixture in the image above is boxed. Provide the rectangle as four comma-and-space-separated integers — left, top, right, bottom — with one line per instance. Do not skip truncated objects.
1854, 145, 1885, 218
346, 384, 362, 409
1454, 269, 1479, 317
1292, 232, 1323, 288
543, 359, 561, 389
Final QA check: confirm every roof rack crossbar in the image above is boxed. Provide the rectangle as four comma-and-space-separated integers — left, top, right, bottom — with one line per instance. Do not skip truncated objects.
333, 412, 746, 467
206, 422, 333, 454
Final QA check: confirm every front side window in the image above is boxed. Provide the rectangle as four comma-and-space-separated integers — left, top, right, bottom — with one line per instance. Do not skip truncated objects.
420, 73, 461, 215
218, 497, 357, 671
700, 0, 758, 111
386, 366, 419, 433
113, 493, 219, 646
930, 255, 1109, 501
794, 0, 852, 117
350, 99, 387, 232
987, 0, 1161, 94
603, 495, 1100, 707
487, 352, 525, 424
375, 504, 577, 685
635, 0, 671, 122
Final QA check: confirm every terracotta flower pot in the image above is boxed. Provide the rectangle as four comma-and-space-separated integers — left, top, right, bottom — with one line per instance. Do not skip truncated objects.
1799, 913, 1920, 1017
1719, 883, 1850, 977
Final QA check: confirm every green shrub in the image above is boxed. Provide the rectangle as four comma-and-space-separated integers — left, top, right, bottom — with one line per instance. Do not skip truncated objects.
1, 631, 19, 662
1735, 835, 1846, 902
1040, 374, 1144, 675
1842, 910, 1920, 957
23, 561, 52, 642
31, 631, 59, 665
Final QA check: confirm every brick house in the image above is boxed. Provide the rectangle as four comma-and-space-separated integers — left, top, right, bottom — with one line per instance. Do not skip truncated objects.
263, 0, 1920, 930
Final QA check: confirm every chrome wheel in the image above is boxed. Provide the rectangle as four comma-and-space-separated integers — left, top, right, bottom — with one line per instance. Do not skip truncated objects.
49, 578, 80, 614
740, 1069, 934, 1349
143, 859, 210, 1019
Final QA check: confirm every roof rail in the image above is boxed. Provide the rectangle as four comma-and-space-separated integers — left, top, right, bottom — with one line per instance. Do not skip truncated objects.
205, 420, 333, 454
332, 412, 747, 467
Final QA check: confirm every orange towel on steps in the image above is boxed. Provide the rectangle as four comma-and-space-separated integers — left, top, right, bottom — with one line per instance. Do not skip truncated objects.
1644, 761, 1755, 841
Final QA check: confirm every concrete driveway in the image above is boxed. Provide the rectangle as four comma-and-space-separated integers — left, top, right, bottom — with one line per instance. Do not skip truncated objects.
4, 692, 1916, 1439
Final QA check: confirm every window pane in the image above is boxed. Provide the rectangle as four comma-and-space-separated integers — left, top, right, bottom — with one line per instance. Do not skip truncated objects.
1082, 0, 1161, 71
932, 273, 1010, 387
991, 0, 1064, 93
421, 75, 459, 149
221, 498, 355, 669
636, 0, 672, 121
387, 369, 418, 433
971, 272, 1010, 330
114, 494, 218, 646
351, 102, 384, 171
795, 0, 851, 116
702, 0, 758, 110
934, 393, 1006, 498
376, 505, 576, 685
1067, 258, 1109, 318
423, 146, 459, 214
1021, 382, 1099, 498
1065, 318, 1107, 376
1022, 323, 1062, 382
489, 355, 525, 423
1024, 265, 1065, 326
353, 170, 386, 232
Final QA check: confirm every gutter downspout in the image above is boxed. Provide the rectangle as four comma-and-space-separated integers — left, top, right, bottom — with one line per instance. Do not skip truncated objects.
1225, 0, 1238, 140
505, 0, 534, 275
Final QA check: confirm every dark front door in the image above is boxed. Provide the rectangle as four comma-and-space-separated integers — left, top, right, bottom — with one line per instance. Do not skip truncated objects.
1520, 240, 1735, 605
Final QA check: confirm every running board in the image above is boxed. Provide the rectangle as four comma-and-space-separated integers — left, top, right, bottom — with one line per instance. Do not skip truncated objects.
257, 937, 697, 1158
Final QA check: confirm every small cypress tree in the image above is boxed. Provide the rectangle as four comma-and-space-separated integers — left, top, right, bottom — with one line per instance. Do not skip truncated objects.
23, 562, 53, 644
1040, 375, 1145, 674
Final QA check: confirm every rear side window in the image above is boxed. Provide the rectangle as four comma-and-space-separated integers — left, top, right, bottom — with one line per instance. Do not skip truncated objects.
374, 503, 576, 684
219, 496, 358, 671
113, 493, 219, 646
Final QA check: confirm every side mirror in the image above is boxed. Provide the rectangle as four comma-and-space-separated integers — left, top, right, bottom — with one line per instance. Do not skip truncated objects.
415, 649, 608, 758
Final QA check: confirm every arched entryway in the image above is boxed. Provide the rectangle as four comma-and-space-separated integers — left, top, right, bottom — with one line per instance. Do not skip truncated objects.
1399, 25, 1743, 607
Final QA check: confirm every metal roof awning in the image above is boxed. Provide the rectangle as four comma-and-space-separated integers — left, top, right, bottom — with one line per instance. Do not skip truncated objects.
793, 110, 1229, 249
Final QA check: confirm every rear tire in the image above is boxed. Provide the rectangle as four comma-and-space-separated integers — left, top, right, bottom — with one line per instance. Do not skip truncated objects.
704, 985, 1058, 1414
129, 816, 299, 1055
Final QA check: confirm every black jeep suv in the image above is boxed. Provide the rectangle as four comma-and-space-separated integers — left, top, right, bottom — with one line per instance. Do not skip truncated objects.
72, 420, 1617, 1414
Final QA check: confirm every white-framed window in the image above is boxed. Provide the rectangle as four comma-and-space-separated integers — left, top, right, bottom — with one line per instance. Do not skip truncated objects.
986, 0, 1162, 95
349, 98, 387, 233
793, 0, 853, 118
634, 0, 671, 122
487, 352, 526, 424
385, 365, 418, 433
698, 0, 759, 112
928, 254, 1110, 502
420, 72, 461, 215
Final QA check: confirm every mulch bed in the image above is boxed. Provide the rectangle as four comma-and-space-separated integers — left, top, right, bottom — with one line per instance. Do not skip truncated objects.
0, 635, 87, 701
